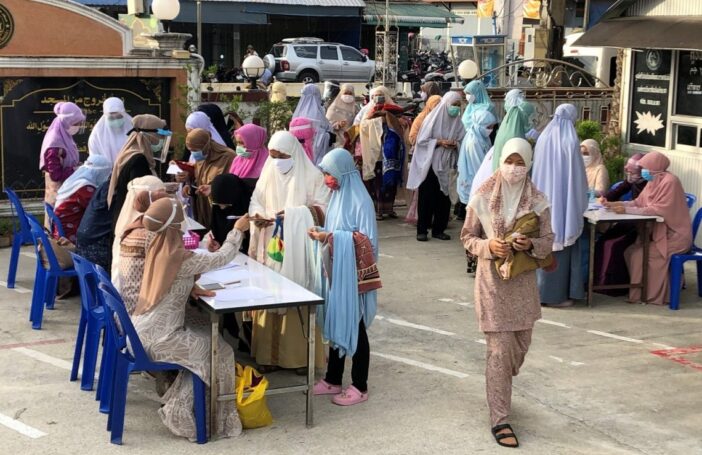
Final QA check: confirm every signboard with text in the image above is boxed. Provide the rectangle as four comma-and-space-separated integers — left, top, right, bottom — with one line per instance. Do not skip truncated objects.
0, 78, 170, 197
628, 49, 671, 147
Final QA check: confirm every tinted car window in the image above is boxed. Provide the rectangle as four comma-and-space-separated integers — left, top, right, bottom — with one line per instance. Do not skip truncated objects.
320, 46, 339, 60
341, 47, 364, 62
272, 45, 286, 58
294, 46, 318, 59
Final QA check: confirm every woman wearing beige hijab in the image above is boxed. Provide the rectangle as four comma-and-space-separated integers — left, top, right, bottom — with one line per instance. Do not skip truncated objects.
268, 81, 293, 134
326, 84, 359, 147
132, 198, 250, 441
581, 139, 609, 197
184, 128, 236, 229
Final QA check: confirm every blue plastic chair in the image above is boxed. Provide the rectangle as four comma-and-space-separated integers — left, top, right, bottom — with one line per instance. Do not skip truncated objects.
609, 180, 632, 201
26, 214, 77, 329
69, 253, 106, 392
669, 207, 702, 310
93, 265, 118, 414
685, 193, 696, 209
44, 202, 66, 239
4, 188, 34, 288
97, 284, 208, 445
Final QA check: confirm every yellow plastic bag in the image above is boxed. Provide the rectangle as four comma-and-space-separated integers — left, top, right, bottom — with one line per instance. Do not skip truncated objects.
235, 364, 273, 429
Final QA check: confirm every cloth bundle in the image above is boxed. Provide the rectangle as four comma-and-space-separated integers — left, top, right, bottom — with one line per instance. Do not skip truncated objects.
328, 231, 382, 293
495, 212, 554, 280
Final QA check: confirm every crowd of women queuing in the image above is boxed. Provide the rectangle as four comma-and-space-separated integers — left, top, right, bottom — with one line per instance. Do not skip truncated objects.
36, 78, 693, 447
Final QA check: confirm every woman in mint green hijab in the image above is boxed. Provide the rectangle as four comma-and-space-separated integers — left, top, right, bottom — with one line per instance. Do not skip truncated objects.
491, 101, 534, 171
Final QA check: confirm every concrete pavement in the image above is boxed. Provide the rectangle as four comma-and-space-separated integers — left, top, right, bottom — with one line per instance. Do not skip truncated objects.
0, 217, 701, 454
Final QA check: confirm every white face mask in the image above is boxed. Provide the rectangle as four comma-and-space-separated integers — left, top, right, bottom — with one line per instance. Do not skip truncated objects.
272, 157, 294, 175
68, 125, 81, 136
341, 94, 354, 104
420, 92, 427, 101
582, 155, 593, 167
466, 93, 476, 104
500, 163, 528, 184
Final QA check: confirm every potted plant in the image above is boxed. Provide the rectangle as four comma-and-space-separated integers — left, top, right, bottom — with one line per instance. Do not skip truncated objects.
0, 218, 14, 248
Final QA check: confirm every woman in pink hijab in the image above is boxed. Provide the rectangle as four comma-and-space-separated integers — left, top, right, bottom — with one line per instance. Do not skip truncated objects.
604, 151, 692, 304
40, 101, 86, 226
229, 124, 269, 187
289, 117, 315, 162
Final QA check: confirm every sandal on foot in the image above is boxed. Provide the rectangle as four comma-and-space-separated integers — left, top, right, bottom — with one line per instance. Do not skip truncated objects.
491, 424, 519, 448
313, 379, 342, 396
331, 385, 368, 406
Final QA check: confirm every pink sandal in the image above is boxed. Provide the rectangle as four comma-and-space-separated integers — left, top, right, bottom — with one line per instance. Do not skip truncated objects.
331, 385, 368, 406
313, 379, 342, 395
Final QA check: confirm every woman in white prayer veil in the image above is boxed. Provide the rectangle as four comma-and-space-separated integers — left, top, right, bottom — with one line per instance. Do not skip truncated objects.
88, 97, 133, 164
248, 130, 330, 371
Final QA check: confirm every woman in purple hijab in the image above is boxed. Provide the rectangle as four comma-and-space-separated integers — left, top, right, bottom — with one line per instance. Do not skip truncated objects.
40, 101, 86, 225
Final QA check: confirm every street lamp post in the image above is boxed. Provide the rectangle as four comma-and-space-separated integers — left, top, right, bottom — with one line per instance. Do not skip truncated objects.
383, 0, 389, 86
242, 55, 265, 91
197, 0, 202, 54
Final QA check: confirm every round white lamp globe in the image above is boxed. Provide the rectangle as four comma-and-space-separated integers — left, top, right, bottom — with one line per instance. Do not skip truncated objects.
152, 0, 181, 21
458, 59, 479, 81
242, 55, 265, 79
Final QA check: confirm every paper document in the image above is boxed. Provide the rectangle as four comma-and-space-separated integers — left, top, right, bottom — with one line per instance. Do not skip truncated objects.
200, 267, 251, 285
214, 286, 272, 303
166, 163, 181, 175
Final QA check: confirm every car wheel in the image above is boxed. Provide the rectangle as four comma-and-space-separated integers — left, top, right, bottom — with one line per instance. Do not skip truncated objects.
298, 70, 319, 84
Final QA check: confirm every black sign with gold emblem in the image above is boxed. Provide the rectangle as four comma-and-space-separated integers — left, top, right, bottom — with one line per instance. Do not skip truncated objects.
0, 77, 170, 198
0, 4, 14, 49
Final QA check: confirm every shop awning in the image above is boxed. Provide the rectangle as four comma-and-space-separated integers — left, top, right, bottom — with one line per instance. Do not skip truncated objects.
175, 1, 268, 25
363, 2, 464, 28
244, 3, 363, 17
574, 16, 702, 51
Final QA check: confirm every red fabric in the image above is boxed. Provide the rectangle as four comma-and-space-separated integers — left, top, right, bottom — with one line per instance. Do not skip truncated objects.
42, 147, 75, 182
53, 186, 95, 243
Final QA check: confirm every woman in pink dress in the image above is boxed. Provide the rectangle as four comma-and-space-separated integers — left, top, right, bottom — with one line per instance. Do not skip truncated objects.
229, 123, 269, 193
604, 151, 692, 305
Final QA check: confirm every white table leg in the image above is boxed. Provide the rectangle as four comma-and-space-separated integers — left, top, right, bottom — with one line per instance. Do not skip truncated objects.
306, 305, 316, 428
209, 311, 220, 440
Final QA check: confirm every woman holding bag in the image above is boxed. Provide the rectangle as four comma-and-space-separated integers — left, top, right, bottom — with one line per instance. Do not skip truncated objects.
461, 137, 553, 448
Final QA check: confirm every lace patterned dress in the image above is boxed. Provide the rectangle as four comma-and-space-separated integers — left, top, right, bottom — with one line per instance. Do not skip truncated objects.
118, 228, 154, 315
132, 229, 243, 441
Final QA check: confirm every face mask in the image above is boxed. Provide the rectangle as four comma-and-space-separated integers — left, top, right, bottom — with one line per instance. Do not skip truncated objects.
420, 92, 427, 101
582, 155, 593, 167
150, 138, 165, 154
374, 96, 385, 105
68, 125, 81, 136
466, 93, 476, 103
501, 163, 528, 184
107, 118, 124, 130
641, 169, 655, 182
324, 174, 340, 190
272, 157, 294, 175
447, 106, 461, 118
341, 94, 355, 104
236, 146, 251, 158
190, 150, 205, 161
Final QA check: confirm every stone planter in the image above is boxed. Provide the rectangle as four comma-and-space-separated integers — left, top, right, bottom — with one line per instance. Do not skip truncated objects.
0, 234, 12, 248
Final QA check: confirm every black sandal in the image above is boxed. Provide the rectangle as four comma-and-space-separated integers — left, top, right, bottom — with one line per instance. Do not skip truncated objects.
491, 424, 519, 448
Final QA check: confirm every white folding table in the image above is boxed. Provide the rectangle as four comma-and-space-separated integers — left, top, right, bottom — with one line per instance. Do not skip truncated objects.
584, 209, 663, 307
195, 253, 323, 440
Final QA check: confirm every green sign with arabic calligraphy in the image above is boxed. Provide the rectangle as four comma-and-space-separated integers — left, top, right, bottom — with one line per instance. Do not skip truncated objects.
0, 77, 170, 198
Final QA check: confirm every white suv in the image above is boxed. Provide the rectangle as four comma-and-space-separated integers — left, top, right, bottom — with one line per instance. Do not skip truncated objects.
268, 38, 375, 83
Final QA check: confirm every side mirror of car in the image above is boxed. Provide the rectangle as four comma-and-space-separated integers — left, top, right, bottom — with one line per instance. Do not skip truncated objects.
362, 55, 368, 62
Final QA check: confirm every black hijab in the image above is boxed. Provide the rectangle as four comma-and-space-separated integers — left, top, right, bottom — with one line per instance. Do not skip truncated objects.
210, 173, 251, 244
197, 104, 236, 149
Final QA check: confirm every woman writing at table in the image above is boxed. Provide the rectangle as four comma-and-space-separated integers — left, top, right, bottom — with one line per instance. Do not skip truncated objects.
132, 198, 249, 440
603, 152, 692, 305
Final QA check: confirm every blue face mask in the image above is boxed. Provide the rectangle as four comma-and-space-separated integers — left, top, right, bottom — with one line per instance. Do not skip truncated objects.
190, 150, 205, 161
150, 138, 165, 154
236, 146, 251, 158
641, 169, 655, 182
107, 118, 124, 130
447, 105, 461, 118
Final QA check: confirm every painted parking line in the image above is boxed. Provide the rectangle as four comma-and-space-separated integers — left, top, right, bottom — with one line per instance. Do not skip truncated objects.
11, 347, 74, 371
538, 319, 572, 329
375, 315, 456, 336
0, 412, 46, 439
0, 338, 66, 350
586, 330, 644, 344
371, 351, 469, 379
21, 252, 35, 259
0, 281, 31, 294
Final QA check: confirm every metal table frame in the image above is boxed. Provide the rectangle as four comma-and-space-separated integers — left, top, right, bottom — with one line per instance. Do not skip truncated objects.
585, 212, 661, 307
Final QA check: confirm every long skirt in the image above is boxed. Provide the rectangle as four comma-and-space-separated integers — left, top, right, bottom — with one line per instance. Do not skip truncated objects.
485, 330, 532, 427
364, 161, 397, 216
624, 238, 689, 305
537, 240, 585, 304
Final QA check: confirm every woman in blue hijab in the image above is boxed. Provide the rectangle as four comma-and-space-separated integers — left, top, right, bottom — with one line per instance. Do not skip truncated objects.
462, 80, 496, 131
309, 148, 379, 406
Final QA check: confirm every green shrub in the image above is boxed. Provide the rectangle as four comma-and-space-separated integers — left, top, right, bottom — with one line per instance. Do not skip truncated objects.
576, 120, 603, 142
